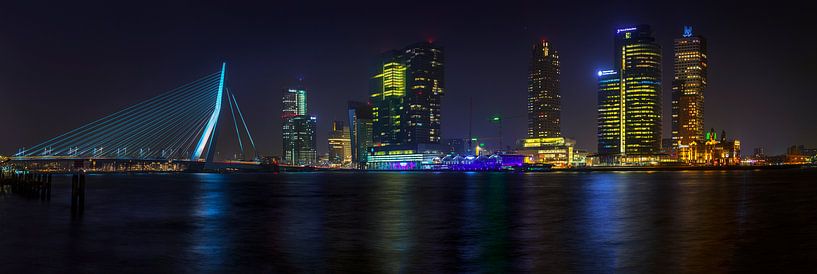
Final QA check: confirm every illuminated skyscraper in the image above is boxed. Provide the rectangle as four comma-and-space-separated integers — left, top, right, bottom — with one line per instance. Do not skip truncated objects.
402, 42, 445, 144
282, 115, 317, 165
282, 84, 307, 119
527, 40, 561, 138
597, 25, 663, 157
370, 42, 444, 146
371, 53, 406, 146
282, 82, 316, 165
672, 26, 708, 159
328, 120, 352, 166
348, 101, 374, 167
597, 70, 621, 155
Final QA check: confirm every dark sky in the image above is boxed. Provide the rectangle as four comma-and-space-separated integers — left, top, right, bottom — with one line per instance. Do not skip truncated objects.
1, 0, 815, 157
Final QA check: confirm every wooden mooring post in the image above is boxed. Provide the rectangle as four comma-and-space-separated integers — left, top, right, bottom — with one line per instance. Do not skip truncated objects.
71, 172, 86, 217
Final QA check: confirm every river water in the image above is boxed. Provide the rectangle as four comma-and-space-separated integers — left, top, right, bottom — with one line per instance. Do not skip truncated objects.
2, 170, 817, 272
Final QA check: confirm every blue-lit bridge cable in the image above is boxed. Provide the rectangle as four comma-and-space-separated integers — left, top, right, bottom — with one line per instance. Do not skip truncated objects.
225, 88, 244, 153
144, 105, 213, 159
130, 91, 217, 159
229, 91, 257, 158
25, 73, 220, 157
72, 78, 219, 157
17, 73, 220, 157
163, 116, 211, 159
77, 77, 219, 154
114, 92, 216, 159
57, 73, 218, 157
100, 82, 218, 158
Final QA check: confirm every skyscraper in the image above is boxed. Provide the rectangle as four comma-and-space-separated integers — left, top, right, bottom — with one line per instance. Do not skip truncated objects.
371, 53, 406, 146
282, 85, 307, 119
672, 26, 708, 160
597, 70, 621, 155
328, 120, 352, 166
282, 82, 316, 165
527, 40, 561, 138
370, 41, 444, 146
402, 42, 445, 144
348, 101, 373, 167
282, 115, 317, 165
597, 25, 663, 158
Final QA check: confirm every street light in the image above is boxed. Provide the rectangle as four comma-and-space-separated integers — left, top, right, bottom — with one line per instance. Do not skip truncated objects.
489, 114, 502, 149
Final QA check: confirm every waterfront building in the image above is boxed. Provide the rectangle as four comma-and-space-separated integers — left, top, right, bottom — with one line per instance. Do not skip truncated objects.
327, 121, 352, 167
572, 149, 590, 167
282, 115, 317, 166
370, 54, 406, 146
403, 42, 445, 144
439, 154, 525, 171
527, 40, 561, 138
366, 143, 448, 170
347, 101, 374, 168
281, 81, 317, 166
672, 26, 708, 161
367, 41, 445, 170
370, 41, 444, 146
786, 145, 816, 164
597, 70, 622, 156
679, 128, 740, 165
516, 137, 576, 168
597, 25, 663, 161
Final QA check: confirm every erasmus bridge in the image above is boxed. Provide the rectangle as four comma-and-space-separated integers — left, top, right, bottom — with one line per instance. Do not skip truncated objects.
9, 62, 265, 171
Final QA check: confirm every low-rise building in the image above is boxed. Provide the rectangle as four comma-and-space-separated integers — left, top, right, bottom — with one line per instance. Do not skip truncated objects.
677, 129, 741, 165
515, 137, 575, 168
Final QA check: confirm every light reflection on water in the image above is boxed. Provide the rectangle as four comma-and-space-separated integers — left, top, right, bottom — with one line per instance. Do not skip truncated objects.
2, 170, 817, 272
190, 173, 230, 271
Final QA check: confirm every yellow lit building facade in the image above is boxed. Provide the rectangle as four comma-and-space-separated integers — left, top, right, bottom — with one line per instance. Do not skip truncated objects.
672, 26, 708, 161
597, 25, 663, 163
517, 137, 576, 168
328, 121, 352, 167
677, 129, 741, 165
371, 60, 406, 146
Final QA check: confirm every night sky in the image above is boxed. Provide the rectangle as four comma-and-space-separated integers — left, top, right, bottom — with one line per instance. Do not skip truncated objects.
1, 0, 815, 157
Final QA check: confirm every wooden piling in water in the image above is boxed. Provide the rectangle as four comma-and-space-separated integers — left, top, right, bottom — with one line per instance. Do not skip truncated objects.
47, 174, 52, 201
71, 173, 78, 217
78, 173, 86, 215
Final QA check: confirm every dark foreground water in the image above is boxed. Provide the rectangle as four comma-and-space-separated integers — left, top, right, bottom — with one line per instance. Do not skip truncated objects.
2, 170, 817, 273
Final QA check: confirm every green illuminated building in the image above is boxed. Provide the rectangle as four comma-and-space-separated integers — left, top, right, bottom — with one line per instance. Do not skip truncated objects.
282, 81, 316, 165
370, 42, 444, 147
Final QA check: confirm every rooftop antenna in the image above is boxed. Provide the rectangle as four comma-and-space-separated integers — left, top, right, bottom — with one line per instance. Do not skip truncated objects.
468, 97, 473, 155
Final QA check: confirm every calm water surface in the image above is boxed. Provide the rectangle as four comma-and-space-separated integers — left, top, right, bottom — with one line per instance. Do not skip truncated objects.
2, 170, 817, 272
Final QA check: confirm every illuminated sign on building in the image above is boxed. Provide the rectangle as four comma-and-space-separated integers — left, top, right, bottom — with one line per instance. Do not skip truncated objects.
616, 27, 637, 33
683, 26, 693, 37
597, 70, 617, 77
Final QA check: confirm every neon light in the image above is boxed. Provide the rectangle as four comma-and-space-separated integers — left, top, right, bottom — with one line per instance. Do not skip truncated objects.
192, 62, 226, 161
598, 70, 616, 77
616, 27, 637, 33
683, 26, 693, 37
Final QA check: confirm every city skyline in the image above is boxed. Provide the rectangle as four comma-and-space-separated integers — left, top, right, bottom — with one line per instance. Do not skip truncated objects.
2, 1, 815, 156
